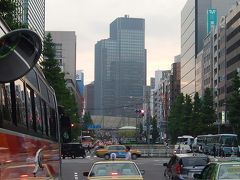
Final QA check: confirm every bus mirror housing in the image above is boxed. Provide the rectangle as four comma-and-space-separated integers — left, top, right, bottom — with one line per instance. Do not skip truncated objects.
0, 29, 42, 83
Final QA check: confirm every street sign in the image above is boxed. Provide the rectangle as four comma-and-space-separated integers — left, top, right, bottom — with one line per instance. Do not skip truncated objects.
87, 124, 101, 129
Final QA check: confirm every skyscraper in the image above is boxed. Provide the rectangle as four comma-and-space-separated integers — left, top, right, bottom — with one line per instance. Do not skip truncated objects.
181, 0, 236, 96
94, 15, 146, 117
47, 31, 77, 86
18, 0, 45, 40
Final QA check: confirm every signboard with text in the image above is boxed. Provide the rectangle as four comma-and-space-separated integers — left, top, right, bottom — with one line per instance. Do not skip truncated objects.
207, 9, 217, 33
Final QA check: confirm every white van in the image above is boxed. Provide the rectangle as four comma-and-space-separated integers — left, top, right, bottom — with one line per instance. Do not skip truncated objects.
174, 135, 194, 153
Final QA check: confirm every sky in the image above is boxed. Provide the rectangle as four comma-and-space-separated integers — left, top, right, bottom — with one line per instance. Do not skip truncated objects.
45, 0, 188, 85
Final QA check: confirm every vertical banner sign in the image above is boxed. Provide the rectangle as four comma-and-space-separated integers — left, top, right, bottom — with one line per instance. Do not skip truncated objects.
207, 9, 217, 33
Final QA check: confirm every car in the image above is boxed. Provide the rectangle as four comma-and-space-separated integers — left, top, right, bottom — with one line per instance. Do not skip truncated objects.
193, 158, 240, 180
95, 145, 141, 160
83, 160, 145, 180
163, 153, 210, 180
61, 143, 86, 159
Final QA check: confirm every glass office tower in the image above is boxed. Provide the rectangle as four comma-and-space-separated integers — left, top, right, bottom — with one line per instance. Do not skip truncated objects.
181, 0, 236, 96
95, 15, 146, 117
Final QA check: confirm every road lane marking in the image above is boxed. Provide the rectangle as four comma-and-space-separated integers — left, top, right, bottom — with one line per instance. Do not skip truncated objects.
74, 172, 78, 179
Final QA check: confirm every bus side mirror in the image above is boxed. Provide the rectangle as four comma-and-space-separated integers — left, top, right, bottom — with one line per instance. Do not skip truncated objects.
0, 29, 42, 82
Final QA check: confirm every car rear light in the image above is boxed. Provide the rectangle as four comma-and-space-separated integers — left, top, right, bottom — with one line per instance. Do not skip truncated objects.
20, 175, 28, 177
176, 162, 181, 174
111, 172, 118, 176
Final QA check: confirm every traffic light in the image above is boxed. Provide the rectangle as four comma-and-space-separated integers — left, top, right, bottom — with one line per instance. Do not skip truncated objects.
140, 109, 144, 117
135, 109, 144, 117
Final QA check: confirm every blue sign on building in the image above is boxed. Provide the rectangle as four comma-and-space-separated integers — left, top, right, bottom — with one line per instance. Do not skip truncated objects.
87, 124, 101, 129
207, 9, 217, 33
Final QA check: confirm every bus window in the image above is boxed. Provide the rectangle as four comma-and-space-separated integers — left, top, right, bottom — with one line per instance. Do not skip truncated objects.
221, 135, 238, 147
0, 84, 3, 126
2, 83, 12, 122
14, 80, 27, 127
26, 86, 33, 129
34, 93, 43, 134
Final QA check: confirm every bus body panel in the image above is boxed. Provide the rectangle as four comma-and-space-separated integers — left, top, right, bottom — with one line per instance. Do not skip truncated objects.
0, 128, 60, 179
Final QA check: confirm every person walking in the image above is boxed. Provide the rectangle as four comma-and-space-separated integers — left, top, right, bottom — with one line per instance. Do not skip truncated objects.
125, 146, 131, 160
213, 144, 216, 158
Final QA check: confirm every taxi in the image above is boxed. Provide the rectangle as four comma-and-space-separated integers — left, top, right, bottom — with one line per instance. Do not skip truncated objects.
83, 160, 145, 180
193, 158, 240, 179
95, 145, 141, 160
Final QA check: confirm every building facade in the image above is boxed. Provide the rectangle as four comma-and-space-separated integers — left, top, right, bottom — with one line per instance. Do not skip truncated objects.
47, 31, 77, 87
170, 60, 181, 107
16, 0, 45, 40
46, 31, 82, 115
84, 82, 95, 115
181, 0, 236, 96
94, 15, 146, 117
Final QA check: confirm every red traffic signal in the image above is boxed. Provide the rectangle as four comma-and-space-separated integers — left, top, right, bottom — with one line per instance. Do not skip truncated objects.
135, 109, 144, 117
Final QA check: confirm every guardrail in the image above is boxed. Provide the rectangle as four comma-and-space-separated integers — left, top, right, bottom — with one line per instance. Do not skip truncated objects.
127, 144, 174, 157
138, 148, 173, 157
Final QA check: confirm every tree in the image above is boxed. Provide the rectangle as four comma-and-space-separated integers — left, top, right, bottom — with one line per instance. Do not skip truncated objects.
228, 72, 240, 134
81, 112, 95, 137
183, 94, 193, 135
0, 0, 27, 29
151, 116, 159, 143
41, 33, 79, 139
168, 93, 184, 143
192, 92, 203, 136
201, 88, 216, 133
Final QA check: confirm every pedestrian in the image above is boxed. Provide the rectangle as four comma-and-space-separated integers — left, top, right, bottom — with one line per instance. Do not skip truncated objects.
87, 144, 91, 153
220, 145, 225, 158
212, 144, 216, 157
125, 146, 131, 160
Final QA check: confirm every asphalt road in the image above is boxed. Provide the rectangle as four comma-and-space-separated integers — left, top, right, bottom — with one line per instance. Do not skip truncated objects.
61, 155, 169, 180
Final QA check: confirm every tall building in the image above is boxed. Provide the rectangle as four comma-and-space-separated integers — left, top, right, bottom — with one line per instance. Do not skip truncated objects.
46, 31, 82, 115
76, 70, 84, 115
170, 57, 181, 107
181, 0, 236, 96
224, 3, 240, 123
84, 82, 95, 115
76, 70, 84, 96
16, 0, 45, 40
94, 15, 146, 117
47, 31, 77, 87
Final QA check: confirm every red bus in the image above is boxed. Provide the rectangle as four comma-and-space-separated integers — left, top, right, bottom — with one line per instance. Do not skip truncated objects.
80, 136, 94, 148
0, 25, 61, 179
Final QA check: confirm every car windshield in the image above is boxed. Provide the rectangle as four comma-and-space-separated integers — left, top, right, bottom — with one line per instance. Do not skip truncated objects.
180, 157, 208, 167
218, 164, 240, 179
89, 163, 140, 177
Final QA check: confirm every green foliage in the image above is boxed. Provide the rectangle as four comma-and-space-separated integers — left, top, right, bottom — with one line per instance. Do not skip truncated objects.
202, 88, 216, 133
228, 72, 240, 134
151, 116, 159, 143
81, 112, 94, 137
183, 94, 193, 135
82, 112, 93, 130
0, 0, 27, 29
192, 92, 203, 136
168, 90, 217, 142
168, 93, 184, 143
41, 33, 79, 138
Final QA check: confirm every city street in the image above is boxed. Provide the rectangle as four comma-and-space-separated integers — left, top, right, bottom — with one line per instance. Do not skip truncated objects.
61, 156, 169, 180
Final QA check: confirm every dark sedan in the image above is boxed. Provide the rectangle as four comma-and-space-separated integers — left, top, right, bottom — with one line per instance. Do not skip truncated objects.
163, 153, 209, 180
